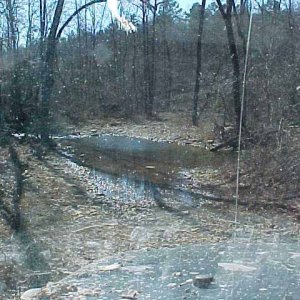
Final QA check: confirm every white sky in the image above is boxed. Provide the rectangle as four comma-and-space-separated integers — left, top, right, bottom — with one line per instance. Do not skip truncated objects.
12, 0, 205, 44
178, 0, 200, 11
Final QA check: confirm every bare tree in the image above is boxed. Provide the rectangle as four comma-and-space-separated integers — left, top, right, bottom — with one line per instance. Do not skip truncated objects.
39, 0, 108, 142
142, 0, 151, 116
216, 0, 244, 134
192, 0, 206, 126
142, 0, 161, 118
5, 0, 18, 52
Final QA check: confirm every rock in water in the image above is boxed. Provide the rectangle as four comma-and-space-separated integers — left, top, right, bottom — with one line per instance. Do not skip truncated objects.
193, 274, 214, 288
21, 288, 42, 299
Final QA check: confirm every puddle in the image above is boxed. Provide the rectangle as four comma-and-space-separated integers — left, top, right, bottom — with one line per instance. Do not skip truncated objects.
59, 134, 231, 180
58, 134, 233, 206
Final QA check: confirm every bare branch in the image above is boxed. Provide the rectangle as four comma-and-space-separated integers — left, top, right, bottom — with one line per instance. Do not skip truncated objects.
215, 0, 226, 17
56, 0, 106, 39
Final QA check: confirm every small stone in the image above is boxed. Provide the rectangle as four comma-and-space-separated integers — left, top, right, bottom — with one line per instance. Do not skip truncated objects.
193, 275, 214, 288
121, 289, 138, 299
21, 288, 42, 300
57, 284, 78, 294
98, 262, 121, 271
179, 279, 193, 286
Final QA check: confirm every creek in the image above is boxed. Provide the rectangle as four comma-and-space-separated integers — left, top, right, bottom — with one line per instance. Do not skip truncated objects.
58, 134, 232, 207
1, 134, 299, 299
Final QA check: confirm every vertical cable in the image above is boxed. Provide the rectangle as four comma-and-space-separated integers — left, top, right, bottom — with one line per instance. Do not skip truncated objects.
234, 3, 254, 228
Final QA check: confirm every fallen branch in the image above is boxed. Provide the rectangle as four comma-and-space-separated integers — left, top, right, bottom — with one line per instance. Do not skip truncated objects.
210, 136, 238, 152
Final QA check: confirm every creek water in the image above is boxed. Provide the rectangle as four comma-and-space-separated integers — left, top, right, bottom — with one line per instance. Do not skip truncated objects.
58, 134, 231, 206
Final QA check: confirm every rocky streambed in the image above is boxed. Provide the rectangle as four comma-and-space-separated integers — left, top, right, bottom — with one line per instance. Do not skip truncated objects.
21, 240, 300, 300
0, 119, 299, 299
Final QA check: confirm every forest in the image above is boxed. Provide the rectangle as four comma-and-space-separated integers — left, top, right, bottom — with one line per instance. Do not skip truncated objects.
0, 0, 298, 127
0, 0, 299, 299
1, 0, 299, 205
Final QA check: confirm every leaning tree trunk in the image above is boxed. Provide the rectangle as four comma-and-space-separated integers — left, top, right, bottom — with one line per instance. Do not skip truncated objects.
39, 0, 64, 143
216, 0, 245, 134
192, 0, 206, 126
39, 0, 106, 143
224, 14, 243, 133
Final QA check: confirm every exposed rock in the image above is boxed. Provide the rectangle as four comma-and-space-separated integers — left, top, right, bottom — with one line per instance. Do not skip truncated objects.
193, 274, 214, 288
121, 289, 138, 299
21, 288, 42, 300
179, 278, 193, 286
98, 262, 121, 272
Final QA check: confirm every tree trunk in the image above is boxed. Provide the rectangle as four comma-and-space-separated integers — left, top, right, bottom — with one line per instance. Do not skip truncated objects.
148, 1, 158, 118
132, 32, 138, 112
142, 4, 151, 117
288, 0, 297, 107
26, 0, 33, 48
232, 0, 247, 56
39, 0, 64, 143
192, 0, 206, 126
216, 0, 245, 133
225, 15, 243, 132
165, 43, 173, 109
0, 39, 3, 130
6, 0, 18, 51
38, 0, 106, 143
161, 3, 173, 110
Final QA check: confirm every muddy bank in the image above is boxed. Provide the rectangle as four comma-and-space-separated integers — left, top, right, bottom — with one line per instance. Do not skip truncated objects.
66, 112, 213, 148
67, 112, 300, 217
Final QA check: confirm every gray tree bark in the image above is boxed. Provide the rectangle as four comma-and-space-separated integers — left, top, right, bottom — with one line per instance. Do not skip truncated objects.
192, 0, 206, 126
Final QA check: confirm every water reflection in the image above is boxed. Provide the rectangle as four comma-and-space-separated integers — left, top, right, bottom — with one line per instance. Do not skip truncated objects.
59, 134, 232, 209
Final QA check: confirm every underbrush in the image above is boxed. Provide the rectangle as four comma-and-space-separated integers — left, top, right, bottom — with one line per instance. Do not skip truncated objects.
240, 129, 299, 215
